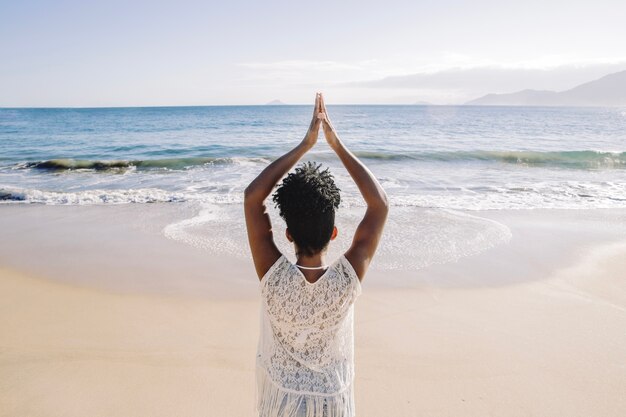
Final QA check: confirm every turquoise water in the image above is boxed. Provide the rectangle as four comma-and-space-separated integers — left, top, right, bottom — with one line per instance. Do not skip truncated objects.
1, 105, 625, 209
2, 105, 625, 270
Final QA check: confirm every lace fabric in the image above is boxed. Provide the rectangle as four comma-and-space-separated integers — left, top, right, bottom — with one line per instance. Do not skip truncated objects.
256, 254, 362, 417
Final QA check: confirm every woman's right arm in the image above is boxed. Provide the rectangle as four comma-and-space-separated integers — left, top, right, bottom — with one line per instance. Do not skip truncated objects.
319, 94, 389, 280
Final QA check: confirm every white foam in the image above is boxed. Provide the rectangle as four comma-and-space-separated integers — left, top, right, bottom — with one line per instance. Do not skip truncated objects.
369, 208, 512, 270
4, 173, 626, 212
0, 186, 246, 206
162, 203, 513, 272
163, 204, 223, 250
390, 181, 626, 210
0, 186, 196, 205
163, 202, 250, 257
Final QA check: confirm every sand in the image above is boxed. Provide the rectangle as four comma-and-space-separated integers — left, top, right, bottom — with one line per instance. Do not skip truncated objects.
1, 205, 625, 416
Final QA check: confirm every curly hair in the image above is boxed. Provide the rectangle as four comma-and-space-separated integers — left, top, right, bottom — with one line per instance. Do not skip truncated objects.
272, 161, 341, 256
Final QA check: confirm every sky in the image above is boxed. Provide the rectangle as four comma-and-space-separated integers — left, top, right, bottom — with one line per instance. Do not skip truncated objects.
1, 0, 626, 106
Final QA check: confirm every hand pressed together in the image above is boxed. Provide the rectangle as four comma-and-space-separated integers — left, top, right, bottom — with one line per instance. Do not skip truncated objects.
302, 93, 324, 147
319, 93, 340, 150
304, 92, 340, 150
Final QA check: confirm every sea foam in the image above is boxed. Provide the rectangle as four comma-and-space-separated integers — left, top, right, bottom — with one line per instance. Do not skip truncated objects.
162, 203, 512, 271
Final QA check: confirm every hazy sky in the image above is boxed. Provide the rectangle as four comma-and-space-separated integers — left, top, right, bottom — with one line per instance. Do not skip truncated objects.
1, 0, 626, 106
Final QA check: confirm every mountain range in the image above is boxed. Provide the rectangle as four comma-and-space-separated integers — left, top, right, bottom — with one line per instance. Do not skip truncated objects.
466, 70, 626, 106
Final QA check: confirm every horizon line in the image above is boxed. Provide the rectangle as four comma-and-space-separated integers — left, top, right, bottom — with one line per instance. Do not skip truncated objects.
2, 104, 622, 110
0, 103, 447, 109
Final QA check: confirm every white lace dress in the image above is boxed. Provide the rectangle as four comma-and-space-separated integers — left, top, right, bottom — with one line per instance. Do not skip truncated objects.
256, 254, 362, 417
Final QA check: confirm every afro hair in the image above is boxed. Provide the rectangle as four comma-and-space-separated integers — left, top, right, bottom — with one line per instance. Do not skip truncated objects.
272, 161, 341, 256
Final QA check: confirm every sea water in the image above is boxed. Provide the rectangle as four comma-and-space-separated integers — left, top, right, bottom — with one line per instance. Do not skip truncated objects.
1, 105, 625, 269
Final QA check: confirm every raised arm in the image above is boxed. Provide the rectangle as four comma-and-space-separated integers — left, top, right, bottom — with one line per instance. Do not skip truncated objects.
244, 93, 323, 280
319, 94, 389, 280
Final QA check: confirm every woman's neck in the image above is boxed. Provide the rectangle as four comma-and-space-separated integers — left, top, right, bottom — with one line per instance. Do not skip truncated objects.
295, 252, 327, 268
295, 252, 328, 283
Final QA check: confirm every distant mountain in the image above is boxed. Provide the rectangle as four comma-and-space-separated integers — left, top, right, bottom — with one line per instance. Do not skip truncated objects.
467, 70, 626, 106
265, 99, 286, 105
413, 100, 433, 105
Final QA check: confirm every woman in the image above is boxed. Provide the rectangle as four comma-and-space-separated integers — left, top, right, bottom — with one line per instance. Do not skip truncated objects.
244, 93, 388, 416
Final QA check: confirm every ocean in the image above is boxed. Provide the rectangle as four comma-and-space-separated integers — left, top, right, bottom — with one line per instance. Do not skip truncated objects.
1, 105, 625, 270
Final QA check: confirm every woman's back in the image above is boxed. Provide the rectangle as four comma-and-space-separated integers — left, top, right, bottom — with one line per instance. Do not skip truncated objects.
244, 93, 388, 416
256, 254, 362, 416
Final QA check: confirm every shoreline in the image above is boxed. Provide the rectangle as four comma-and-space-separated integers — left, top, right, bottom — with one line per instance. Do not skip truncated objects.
1, 204, 625, 295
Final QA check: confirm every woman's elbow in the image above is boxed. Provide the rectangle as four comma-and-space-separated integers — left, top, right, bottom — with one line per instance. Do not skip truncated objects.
244, 184, 263, 205
375, 191, 390, 214
244, 185, 253, 200
379, 186, 389, 206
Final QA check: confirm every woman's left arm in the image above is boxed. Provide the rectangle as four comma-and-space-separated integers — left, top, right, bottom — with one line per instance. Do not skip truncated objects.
244, 93, 322, 280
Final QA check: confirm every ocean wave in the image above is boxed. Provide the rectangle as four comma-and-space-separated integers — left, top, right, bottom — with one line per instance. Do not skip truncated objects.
351, 150, 626, 169
12, 150, 625, 173
15, 156, 269, 171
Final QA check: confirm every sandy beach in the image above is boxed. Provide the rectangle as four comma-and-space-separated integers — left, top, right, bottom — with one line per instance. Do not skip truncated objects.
3, 0, 626, 415
1, 204, 625, 416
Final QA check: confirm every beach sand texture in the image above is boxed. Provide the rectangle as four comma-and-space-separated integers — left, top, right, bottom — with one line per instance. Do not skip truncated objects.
1, 205, 625, 417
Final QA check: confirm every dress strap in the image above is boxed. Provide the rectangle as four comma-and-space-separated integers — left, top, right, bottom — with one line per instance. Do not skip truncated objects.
295, 264, 328, 270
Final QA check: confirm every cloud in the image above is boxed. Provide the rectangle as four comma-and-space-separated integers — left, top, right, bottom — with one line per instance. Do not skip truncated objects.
233, 57, 626, 104
340, 62, 626, 97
